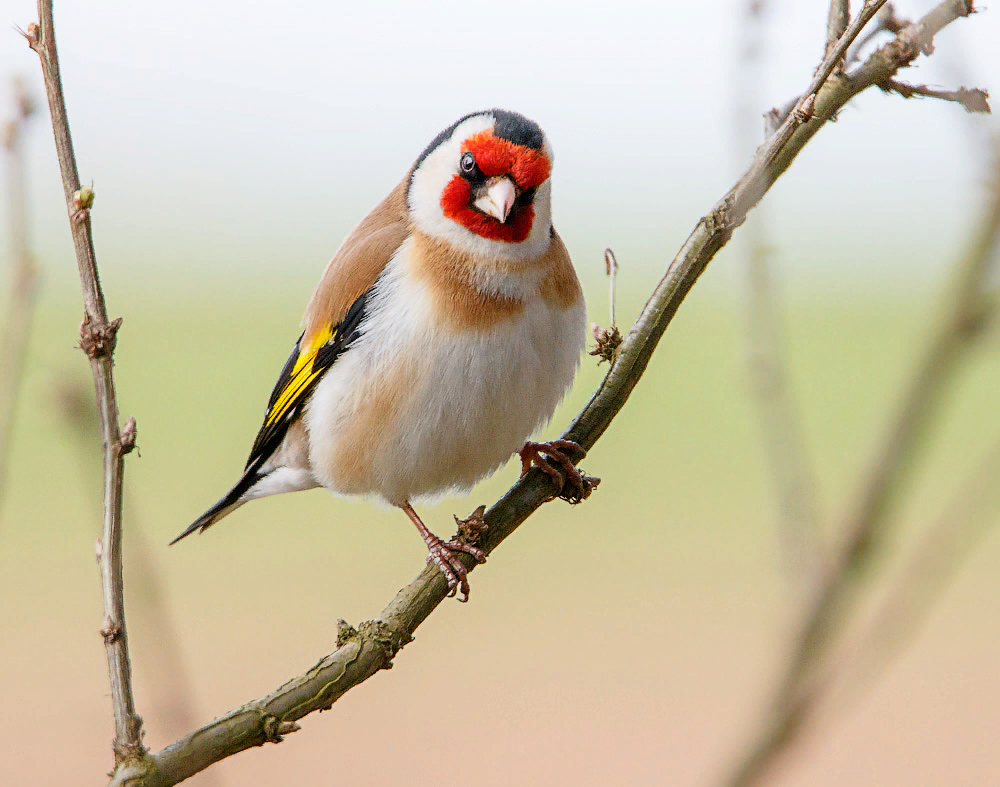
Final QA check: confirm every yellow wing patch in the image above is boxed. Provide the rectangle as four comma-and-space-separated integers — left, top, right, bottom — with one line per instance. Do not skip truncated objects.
265, 324, 335, 428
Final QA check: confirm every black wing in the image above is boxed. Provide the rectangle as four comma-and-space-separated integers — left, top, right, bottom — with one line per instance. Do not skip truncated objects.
170, 288, 371, 544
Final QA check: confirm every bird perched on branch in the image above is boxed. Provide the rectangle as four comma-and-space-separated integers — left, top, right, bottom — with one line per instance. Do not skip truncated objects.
172, 109, 590, 600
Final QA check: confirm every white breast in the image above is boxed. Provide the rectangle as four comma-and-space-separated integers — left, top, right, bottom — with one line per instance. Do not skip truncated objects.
304, 238, 586, 506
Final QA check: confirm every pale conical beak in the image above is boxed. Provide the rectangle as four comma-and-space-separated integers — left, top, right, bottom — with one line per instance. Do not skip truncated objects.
474, 177, 518, 223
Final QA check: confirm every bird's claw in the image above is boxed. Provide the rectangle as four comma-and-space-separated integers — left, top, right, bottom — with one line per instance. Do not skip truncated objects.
519, 439, 597, 503
425, 535, 486, 602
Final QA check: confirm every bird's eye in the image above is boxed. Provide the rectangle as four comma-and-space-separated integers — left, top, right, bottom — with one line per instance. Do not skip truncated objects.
460, 152, 477, 174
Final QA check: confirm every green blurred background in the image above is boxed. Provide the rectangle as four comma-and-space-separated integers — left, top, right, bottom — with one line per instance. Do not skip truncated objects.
2, 1, 1000, 785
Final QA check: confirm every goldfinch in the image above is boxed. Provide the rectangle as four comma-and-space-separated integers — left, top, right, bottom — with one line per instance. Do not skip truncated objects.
172, 109, 588, 600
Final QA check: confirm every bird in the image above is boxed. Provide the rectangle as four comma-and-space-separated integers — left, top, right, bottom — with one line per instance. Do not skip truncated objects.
171, 109, 590, 600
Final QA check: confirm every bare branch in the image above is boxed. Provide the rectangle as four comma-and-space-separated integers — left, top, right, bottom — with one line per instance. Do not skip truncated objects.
881, 79, 991, 113
89, 0, 987, 784
826, 0, 850, 64
833, 433, 1000, 711
0, 77, 39, 522
54, 379, 224, 784
845, 2, 908, 68
723, 107, 999, 787
27, 0, 143, 766
736, 0, 824, 582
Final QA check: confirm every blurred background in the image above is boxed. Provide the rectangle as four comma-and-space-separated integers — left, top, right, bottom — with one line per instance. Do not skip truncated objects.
1, 1, 999, 785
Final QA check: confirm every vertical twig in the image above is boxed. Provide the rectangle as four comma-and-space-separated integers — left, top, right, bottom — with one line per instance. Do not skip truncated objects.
24, 2, 144, 766
735, 0, 823, 582
826, 0, 851, 62
55, 381, 224, 784
590, 249, 624, 364
605, 248, 619, 330
0, 77, 39, 521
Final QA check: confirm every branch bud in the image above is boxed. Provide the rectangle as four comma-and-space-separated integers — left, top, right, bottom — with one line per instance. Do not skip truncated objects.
73, 185, 95, 223
120, 416, 139, 456
20, 22, 40, 50
78, 314, 122, 358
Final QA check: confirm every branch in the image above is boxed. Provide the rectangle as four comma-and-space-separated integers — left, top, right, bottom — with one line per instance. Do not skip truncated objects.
54, 380, 224, 785
826, 0, 850, 63
90, 1, 986, 784
0, 77, 39, 522
25, 0, 143, 766
723, 80, 998, 787
736, 0, 823, 582
845, 2, 908, 68
881, 79, 991, 113
832, 432, 1000, 712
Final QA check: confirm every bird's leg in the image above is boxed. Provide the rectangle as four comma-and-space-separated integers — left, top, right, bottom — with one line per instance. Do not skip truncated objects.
518, 439, 591, 501
400, 502, 486, 602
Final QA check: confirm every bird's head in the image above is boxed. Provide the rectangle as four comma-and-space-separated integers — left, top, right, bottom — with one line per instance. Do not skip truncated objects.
407, 109, 554, 261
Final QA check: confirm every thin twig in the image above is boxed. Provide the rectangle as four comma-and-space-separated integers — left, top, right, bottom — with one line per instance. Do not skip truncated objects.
55, 380, 225, 785
845, 2, 908, 68
590, 249, 623, 364
606, 248, 619, 329
723, 74, 997, 787
0, 77, 39, 522
25, 0, 144, 767
826, 0, 850, 64
881, 79, 990, 113
94, 1, 983, 783
736, 0, 823, 582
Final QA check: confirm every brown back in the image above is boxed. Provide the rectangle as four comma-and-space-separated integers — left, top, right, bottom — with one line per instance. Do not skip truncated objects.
302, 177, 410, 343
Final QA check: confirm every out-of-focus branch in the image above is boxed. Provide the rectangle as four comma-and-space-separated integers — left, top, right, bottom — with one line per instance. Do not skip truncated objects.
98, 2, 987, 784
24, 1, 144, 768
723, 128, 1000, 787
880, 79, 990, 113
826, 0, 850, 62
845, 2, 907, 68
736, 0, 823, 583
832, 433, 1000, 711
0, 77, 39, 522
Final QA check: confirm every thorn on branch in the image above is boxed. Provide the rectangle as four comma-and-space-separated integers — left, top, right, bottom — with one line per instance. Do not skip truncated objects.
78, 314, 122, 359
119, 416, 139, 456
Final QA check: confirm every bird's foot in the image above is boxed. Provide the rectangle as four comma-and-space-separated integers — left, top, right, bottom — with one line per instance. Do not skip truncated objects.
518, 439, 598, 503
424, 533, 486, 603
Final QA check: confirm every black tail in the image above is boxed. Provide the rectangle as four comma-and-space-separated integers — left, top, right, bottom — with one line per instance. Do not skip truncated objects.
170, 467, 263, 545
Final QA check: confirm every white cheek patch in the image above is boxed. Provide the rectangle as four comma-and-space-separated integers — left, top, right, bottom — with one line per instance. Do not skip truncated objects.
408, 113, 555, 264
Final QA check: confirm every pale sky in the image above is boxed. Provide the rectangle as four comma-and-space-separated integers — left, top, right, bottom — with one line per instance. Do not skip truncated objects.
1, 0, 998, 295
